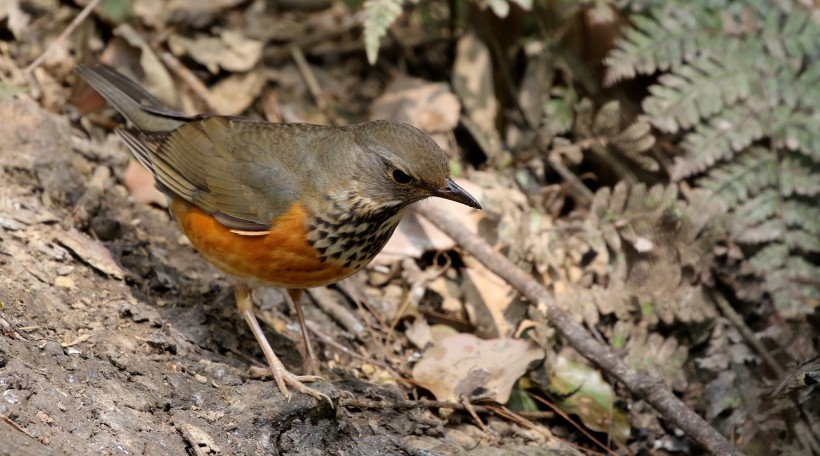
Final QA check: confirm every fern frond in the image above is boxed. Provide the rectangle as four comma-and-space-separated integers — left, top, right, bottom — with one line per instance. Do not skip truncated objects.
780, 154, 820, 197
607, 3, 819, 316
362, 0, 403, 65
764, 257, 820, 313
695, 147, 775, 207
672, 104, 765, 179
783, 200, 820, 235
603, 13, 723, 86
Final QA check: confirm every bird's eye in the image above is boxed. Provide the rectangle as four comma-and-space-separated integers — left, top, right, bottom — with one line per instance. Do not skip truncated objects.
391, 169, 412, 184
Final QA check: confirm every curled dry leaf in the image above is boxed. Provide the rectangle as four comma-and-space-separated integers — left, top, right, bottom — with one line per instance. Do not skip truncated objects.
412, 333, 543, 404
168, 30, 263, 74
369, 75, 460, 133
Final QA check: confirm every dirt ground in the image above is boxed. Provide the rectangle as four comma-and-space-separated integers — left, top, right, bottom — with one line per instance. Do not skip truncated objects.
0, 98, 569, 455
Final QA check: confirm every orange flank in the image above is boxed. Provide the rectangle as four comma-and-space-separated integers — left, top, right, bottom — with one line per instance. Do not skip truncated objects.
171, 198, 352, 288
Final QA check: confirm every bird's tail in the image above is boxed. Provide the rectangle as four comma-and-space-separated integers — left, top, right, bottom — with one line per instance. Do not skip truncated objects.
76, 64, 189, 133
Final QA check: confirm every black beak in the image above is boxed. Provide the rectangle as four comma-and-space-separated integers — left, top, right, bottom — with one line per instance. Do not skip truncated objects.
436, 179, 482, 210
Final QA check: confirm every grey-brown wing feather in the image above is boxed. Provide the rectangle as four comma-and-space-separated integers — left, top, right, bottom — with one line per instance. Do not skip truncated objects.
122, 117, 348, 231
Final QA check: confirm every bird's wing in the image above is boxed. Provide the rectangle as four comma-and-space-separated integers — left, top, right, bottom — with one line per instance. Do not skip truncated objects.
120, 117, 344, 231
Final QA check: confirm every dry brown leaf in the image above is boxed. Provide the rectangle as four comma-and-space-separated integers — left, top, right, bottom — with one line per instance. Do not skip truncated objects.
452, 33, 503, 161
1, 0, 30, 39
168, 30, 263, 74
54, 228, 124, 279
461, 256, 520, 339
109, 24, 179, 108
134, 0, 246, 29
369, 75, 460, 133
405, 317, 433, 349
123, 160, 166, 207
412, 333, 543, 403
208, 67, 267, 115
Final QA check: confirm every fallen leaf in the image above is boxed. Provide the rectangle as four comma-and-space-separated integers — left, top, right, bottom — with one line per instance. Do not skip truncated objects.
55, 228, 125, 279
369, 75, 460, 133
452, 33, 503, 161
124, 160, 166, 207
412, 333, 543, 403
461, 256, 520, 339
550, 354, 631, 444
111, 24, 179, 108
168, 29, 263, 74
405, 317, 433, 349
208, 66, 267, 115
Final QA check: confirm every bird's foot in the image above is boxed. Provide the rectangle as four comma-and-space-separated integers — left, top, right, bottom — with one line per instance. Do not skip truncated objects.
250, 364, 332, 407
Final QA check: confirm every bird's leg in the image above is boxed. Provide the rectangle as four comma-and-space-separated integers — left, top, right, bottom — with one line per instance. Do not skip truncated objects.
286, 288, 319, 376
235, 283, 331, 406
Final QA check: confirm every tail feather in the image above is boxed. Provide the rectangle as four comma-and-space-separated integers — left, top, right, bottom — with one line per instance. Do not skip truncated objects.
76, 64, 186, 133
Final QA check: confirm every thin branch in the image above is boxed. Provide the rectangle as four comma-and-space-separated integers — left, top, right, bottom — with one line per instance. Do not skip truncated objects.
710, 291, 785, 378
25, 0, 103, 73
414, 205, 743, 456
339, 397, 554, 421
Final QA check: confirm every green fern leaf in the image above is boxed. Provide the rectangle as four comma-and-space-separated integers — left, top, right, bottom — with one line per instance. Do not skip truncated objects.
673, 104, 766, 179
362, 0, 403, 65
780, 154, 820, 197
604, 13, 723, 86
696, 147, 775, 206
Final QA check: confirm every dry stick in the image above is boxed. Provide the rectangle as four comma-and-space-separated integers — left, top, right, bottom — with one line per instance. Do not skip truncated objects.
710, 291, 785, 378
339, 397, 554, 422
159, 52, 217, 112
414, 205, 743, 456
25, 0, 103, 73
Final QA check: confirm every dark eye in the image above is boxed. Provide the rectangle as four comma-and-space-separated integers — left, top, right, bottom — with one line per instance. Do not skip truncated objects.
391, 169, 412, 184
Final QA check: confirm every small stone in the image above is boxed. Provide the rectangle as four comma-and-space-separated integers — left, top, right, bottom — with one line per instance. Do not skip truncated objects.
56, 265, 75, 275
360, 363, 376, 376
194, 373, 208, 384
55, 276, 75, 289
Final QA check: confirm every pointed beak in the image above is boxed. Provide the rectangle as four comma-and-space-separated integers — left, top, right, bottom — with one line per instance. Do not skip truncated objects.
436, 179, 482, 210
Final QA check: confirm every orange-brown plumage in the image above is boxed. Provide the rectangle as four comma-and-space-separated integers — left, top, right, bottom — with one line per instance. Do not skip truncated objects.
171, 198, 352, 288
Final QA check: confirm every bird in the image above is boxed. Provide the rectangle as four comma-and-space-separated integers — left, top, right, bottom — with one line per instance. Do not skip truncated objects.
76, 64, 481, 405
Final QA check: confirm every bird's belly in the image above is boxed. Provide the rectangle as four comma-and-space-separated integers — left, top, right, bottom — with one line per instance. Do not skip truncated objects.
171, 199, 355, 288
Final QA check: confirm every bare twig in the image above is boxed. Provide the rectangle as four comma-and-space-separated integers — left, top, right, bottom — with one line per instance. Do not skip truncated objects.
710, 291, 785, 377
159, 52, 216, 112
0, 414, 34, 439
307, 287, 366, 339
460, 396, 489, 433
339, 397, 554, 421
548, 148, 594, 207
25, 0, 103, 73
530, 393, 618, 456
414, 205, 743, 456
